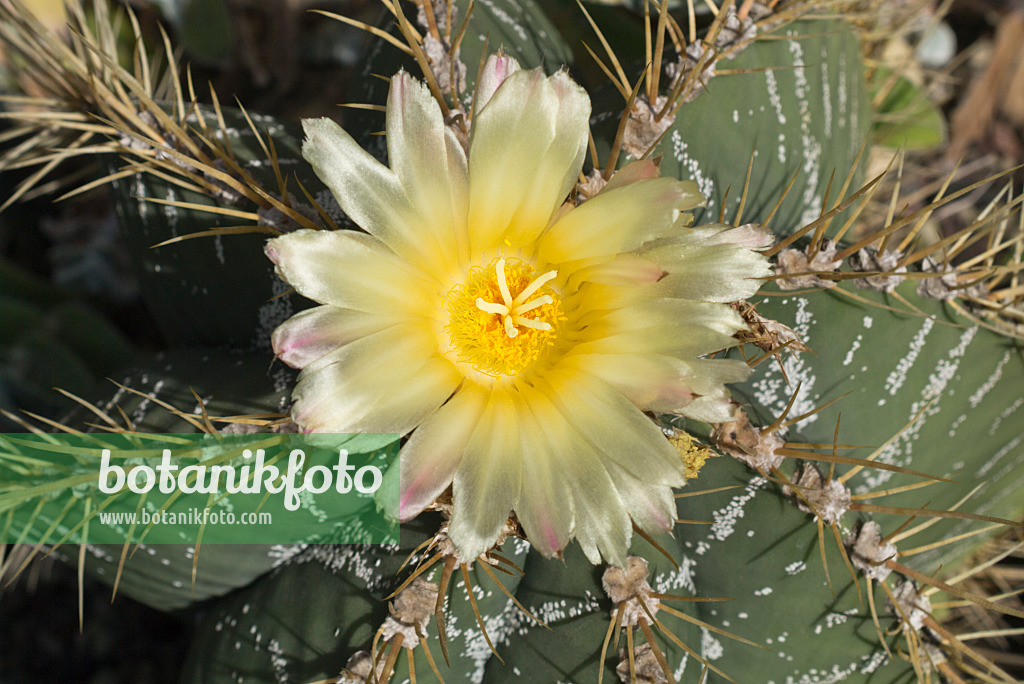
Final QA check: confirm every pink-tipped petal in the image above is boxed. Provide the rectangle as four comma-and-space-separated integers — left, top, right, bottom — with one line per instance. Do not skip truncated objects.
271, 305, 400, 369
448, 389, 523, 562
601, 159, 662, 193
396, 384, 487, 520
474, 53, 522, 114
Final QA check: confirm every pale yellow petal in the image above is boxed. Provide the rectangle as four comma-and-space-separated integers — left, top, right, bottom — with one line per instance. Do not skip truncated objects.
561, 353, 695, 412
604, 460, 677, 536
673, 222, 774, 249
520, 381, 631, 566
467, 69, 589, 254
643, 241, 772, 302
271, 305, 400, 369
676, 357, 752, 396
669, 357, 752, 423
449, 389, 523, 562
394, 384, 487, 521
513, 385, 576, 557
387, 71, 469, 270
266, 229, 437, 316
568, 299, 746, 359
301, 118, 446, 272
537, 370, 686, 487
570, 454, 631, 567
537, 178, 703, 264
567, 254, 663, 287
291, 324, 459, 434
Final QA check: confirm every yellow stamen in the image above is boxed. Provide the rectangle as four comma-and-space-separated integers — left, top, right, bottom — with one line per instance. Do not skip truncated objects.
476, 298, 509, 315
513, 270, 558, 305
495, 257, 514, 307
446, 257, 565, 377
513, 316, 552, 331
514, 294, 553, 315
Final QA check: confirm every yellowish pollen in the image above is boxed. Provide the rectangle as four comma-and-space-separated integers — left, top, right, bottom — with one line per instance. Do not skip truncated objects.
445, 257, 565, 377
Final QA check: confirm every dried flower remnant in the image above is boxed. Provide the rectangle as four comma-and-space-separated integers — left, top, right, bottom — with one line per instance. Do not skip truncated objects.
887, 578, 934, 634
782, 462, 853, 525
851, 246, 907, 292
845, 521, 898, 582
603, 556, 661, 627
775, 239, 842, 290
267, 58, 770, 566
713, 407, 785, 473
616, 642, 668, 684
732, 299, 811, 355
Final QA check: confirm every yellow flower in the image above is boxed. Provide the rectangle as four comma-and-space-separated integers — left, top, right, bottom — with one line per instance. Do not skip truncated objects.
266, 56, 770, 565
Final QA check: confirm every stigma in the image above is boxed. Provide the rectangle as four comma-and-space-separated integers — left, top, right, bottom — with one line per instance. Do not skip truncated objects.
474, 258, 558, 338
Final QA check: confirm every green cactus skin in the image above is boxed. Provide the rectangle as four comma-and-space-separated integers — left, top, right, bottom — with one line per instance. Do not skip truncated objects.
107, 108, 323, 350
591, 17, 871, 234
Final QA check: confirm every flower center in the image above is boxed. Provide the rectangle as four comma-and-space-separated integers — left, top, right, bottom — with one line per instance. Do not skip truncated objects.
445, 257, 564, 377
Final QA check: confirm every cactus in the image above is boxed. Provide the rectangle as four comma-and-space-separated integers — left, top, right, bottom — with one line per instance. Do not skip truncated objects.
1, 0, 1023, 683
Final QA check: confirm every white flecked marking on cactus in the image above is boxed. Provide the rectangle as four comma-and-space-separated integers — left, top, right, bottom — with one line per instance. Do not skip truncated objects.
476, 0, 527, 40
215, 234, 226, 265
103, 381, 129, 412
862, 316, 872, 328
820, 52, 831, 136
823, 609, 857, 630
883, 317, 934, 396
863, 325, 977, 490
496, 592, 602, 642
787, 37, 823, 227
133, 177, 150, 219
841, 335, 862, 366
267, 638, 289, 683
670, 130, 715, 209
860, 650, 889, 674
949, 413, 967, 437
314, 189, 345, 223
988, 441, 1024, 483
164, 186, 179, 232
977, 432, 1024, 478
708, 476, 767, 542
785, 560, 806, 575
733, 110, 739, 123
674, 654, 689, 680
777, 656, 875, 683
764, 69, 787, 125
754, 586, 773, 596
751, 298, 819, 429
131, 379, 164, 425
285, 545, 397, 590
654, 554, 697, 594
256, 272, 293, 350
989, 396, 1024, 436
701, 628, 724, 660
968, 350, 1012, 409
